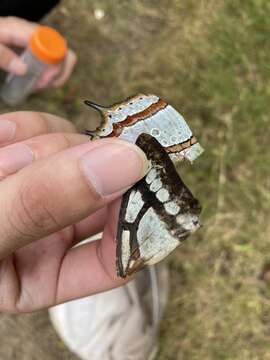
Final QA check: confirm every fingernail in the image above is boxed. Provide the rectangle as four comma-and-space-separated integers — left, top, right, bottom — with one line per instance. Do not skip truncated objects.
9, 58, 27, 75
0, 120, 16, 144
0, 143, 34, 177
80, 142, 149, 196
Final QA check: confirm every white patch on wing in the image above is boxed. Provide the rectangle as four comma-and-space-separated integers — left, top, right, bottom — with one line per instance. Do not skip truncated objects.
128, 259, 135, 269
156, 188, 169, 202
144, 105, 193, 146
164, 202, 180, 215
119, 104, 201, 157
137, 208, 179, 265
169, 142, 204, 164
109, 95, 159, 124
166, 106, 193, 142
181, 142, 204, 163
177, 213, 200, 232
170, 135, 178, 143
150, 128, 161, 137
149, 178, 162, 192
145, 168, 157, 184
120, 117, 150, 143
169, 152, 184, 163
125, 190, 144, 223
121, 230, 131, 271
98, 122, 113, 137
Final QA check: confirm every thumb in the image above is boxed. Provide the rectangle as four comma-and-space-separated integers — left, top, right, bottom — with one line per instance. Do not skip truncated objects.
0, 139, 149, 259
0, 43, 27, 75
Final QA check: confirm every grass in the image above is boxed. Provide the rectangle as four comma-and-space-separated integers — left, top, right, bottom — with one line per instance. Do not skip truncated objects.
0, 0, 269, 359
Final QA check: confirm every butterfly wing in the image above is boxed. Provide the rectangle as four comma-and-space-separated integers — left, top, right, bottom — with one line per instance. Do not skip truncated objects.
85, 94, 204, 163
116, 133, 201, 278
117, 97, 204, 163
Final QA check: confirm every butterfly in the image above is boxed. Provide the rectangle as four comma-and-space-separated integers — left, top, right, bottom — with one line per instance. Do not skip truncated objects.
85, 94, 203, 277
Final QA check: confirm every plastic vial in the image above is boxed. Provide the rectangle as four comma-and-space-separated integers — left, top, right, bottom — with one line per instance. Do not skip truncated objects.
0, 26, 67, 106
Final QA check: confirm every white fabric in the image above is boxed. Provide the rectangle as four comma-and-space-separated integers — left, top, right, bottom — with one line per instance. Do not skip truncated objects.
49, 281, 157, 360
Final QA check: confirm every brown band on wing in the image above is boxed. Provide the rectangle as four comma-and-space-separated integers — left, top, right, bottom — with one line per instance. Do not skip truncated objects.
106, 127, 122, 137
165, 136, 198, 154
112, 98, 167, 136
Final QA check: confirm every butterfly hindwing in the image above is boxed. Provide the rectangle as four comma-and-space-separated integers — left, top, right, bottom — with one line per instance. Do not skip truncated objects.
116, 133, 201, 278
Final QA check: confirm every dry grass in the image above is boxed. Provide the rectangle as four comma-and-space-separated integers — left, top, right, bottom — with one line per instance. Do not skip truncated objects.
0, 0, 270, 359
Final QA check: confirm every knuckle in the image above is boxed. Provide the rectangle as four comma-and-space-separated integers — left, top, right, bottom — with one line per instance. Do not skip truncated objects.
41, 133, 73, 151
5, 16, 18, 24
57, 133, 73, 148
36, 112, 51, 133
4, 16, 28, 27
0, 16, 14, 27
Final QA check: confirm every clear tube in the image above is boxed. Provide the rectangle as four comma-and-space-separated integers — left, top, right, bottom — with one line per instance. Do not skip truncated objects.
0, 49, 48, 106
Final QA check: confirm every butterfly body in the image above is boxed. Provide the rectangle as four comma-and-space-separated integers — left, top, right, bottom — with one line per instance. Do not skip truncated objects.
85, 94, 203, 278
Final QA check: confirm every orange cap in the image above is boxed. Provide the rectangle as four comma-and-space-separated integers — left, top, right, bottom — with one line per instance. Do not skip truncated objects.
29, 26, 67, 64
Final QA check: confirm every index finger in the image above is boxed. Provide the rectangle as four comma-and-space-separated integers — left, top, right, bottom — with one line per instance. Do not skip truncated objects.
0, 112, 77, 147
0, 16, 36, 47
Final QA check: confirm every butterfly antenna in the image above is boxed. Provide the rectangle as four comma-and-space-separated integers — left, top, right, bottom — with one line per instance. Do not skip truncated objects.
84, 100, 108, 112
84, 129, 96, 138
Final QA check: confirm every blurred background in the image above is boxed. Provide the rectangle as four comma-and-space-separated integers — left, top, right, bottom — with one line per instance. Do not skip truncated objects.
0, 0, 269, 359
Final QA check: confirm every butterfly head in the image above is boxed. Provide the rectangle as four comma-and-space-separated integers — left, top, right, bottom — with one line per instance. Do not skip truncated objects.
84, 100, 113, 138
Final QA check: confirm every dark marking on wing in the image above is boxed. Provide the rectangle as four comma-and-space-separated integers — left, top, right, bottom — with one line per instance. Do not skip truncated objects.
116, 133, 201, 278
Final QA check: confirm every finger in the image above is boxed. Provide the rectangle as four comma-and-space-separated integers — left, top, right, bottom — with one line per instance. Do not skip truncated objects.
73, 190, 132, 243
34, 64, 61, 90
56, 198, 126, 303
73, 207, 108, 243
0, 16, 37, 47
0, 139, 149, 259
35, 50, 77, 89
0, 112, 77, 147
0, 43, 27, 75
51, 50, 77, 88
0, 132, 89, 179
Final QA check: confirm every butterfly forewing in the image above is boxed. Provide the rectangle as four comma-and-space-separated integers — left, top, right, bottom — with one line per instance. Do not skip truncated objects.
116, 133, 201, 278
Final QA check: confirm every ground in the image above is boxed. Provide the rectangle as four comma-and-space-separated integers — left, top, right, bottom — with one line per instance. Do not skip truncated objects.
0, 0, 270, 359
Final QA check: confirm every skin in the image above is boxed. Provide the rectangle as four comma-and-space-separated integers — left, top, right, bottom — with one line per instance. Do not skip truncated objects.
0, 112, 148, 313
0, 16, 77, 88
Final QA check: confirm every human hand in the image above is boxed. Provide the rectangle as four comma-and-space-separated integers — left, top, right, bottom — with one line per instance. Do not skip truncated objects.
0, 113, 148, 313
0, 16, 77, 88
